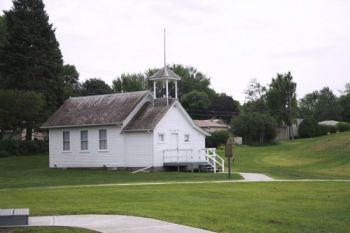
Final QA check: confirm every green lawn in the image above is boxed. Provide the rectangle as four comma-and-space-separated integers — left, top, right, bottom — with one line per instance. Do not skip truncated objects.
0, 182, 349, 233
0, 227, 97, 233
0, 132, 349, 232
0, 155, 240, 189
220, 132, 350, 179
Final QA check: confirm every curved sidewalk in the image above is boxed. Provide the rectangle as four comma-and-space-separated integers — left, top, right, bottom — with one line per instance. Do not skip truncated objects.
29, 215, 214, 233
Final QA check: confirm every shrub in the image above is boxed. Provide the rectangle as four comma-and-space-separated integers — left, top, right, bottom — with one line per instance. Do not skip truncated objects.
299, 118, 320, 138
319, 125, 337, 135
337, 122, 350, 132
205, 130, 230, 148
0, 140, 48, 157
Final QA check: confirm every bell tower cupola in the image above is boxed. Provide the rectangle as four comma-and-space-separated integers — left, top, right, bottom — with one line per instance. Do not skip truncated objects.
149, 29, 182, 105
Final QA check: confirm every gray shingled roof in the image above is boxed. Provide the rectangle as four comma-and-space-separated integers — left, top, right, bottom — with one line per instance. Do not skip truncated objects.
123, 102, 170, 131
148, 67, 182, 81
194, 120, 229, 128
42, 91, 149, 128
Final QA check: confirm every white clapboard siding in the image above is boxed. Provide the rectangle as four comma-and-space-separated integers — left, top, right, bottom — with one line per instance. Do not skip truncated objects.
49, 126, 123, 168
124, 132, 153, 167
153, 104, 206, 167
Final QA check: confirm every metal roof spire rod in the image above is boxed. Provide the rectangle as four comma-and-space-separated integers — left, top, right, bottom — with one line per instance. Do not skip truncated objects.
164, 28, 166, 68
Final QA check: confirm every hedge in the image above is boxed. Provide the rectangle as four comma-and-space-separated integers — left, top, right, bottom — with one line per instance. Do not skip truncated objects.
0, 140, 48, 157
337, 122, 350, 132
205, 130, 230, 148
299, 118, 321, 138
319, 125, 337, 135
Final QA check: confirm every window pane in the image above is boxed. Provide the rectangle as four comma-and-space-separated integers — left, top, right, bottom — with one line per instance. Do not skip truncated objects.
81, 130, 88, 141
158, 134, 164, 142
81, 141, 88, 150
63, 131, 70, 141
99, 129, 107, 150
81, 130, 88, 150
63, 141, 70, 151
99, 129, 107, 140
63, 131, 70, 151
99, 140, 107, 150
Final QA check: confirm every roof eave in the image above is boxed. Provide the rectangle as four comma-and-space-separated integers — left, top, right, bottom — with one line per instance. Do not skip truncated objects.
41, 122, 123, 129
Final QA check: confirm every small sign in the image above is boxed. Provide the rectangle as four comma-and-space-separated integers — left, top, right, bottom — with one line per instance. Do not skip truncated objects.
225, 137, 234, 158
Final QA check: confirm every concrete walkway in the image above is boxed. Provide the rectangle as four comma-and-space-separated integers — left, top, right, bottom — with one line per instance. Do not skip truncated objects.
29, 215, 214, 233
239, 172, 274, 181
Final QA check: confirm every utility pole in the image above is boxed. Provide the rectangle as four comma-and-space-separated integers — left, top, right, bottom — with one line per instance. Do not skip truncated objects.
288, 90, 294, 140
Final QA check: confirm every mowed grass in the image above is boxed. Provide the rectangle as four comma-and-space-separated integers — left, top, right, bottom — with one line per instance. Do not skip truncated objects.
0, 182, 349, 233
0, 155, 240, 189
1, 132, 350, 232
0, 227, 97, 233
219, 132, 350, 179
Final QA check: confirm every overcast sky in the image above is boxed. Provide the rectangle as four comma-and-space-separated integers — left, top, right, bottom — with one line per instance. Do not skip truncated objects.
1, 0, 349, 102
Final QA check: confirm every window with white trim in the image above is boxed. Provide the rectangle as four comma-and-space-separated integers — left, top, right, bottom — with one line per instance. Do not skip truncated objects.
158, 133, 165, 142
80, 130, 88, 150
184, 134, 190, 142
99, 129, 107, 150
63, 131, 70, 151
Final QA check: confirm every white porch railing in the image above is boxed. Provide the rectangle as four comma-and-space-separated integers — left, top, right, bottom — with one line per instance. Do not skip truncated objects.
163, 148, 224, 173
203, 148, 225, 173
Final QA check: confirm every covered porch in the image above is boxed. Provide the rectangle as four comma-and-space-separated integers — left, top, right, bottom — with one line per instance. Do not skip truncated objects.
163, 148, 225, 173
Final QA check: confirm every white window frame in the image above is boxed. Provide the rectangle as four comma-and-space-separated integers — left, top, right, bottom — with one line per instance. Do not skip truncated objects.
80, 130, 88, 151
158, 133, 165, 143
99, 129, 107, 150
184, 134, 190, 143
62, 131, 70, 151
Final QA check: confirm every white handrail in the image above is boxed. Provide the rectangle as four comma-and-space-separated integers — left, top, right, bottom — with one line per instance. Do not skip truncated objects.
132, 166, 152, 174
204, 148, 225, 173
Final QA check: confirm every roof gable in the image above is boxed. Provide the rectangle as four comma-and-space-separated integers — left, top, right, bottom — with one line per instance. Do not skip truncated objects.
42, 91, 149, 128
122, 102, 170, 131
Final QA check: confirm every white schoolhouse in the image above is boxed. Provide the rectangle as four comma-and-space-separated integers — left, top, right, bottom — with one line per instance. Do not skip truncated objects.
42, 66, 224, 172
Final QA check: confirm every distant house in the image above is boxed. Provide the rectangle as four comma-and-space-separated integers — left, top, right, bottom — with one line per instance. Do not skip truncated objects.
318, 120, 338, 126
275, 119, 303, 140
193, 119, 229, 133
42, 66, 224, 172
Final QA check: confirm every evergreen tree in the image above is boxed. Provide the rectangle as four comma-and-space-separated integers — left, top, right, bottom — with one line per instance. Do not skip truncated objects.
0, 0, 64, 117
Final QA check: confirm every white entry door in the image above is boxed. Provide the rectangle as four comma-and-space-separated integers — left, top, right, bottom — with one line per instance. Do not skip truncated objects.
170, 133, 179, 160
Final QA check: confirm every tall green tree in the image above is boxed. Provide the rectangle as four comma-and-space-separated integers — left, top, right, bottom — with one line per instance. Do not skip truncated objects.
0, 15, 8, 84
314, 87, 341, 121
180, 90, 210, 118
0, 0, 65, 139
231, 112, 277, 144
242, 79, 269, 113
298, 87, 342, 122
339, 93, 350, 122
112, 73, 148, 93
1, 0, 64, 109
63, 64, 81, 99
298, 91, 319, 119
0, 15, 8, 50
266, 72, 297, 139
0, 90, 45, 140
81, 78, 113, 96
210, 93, 240, 123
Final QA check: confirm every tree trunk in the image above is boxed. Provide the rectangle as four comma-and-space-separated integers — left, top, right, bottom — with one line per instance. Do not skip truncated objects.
25, 127, 32, 141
